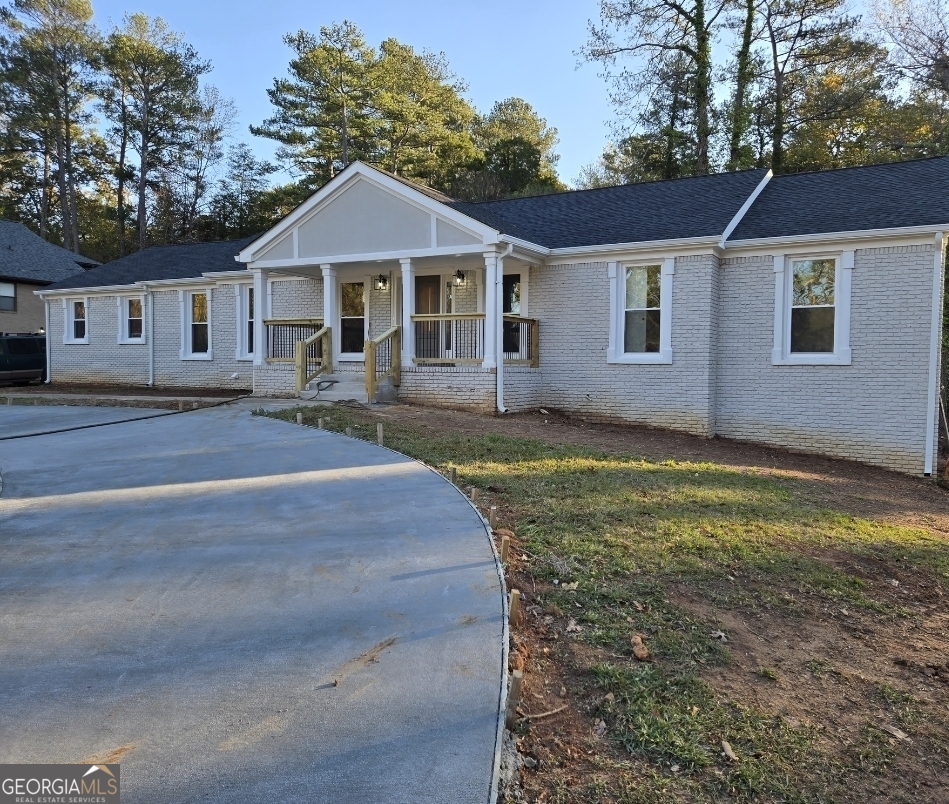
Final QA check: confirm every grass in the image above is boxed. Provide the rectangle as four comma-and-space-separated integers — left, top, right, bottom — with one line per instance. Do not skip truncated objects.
257, 404, 947, 803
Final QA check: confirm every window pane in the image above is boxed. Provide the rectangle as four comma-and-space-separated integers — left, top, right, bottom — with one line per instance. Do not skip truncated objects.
792, 259, 835, 306
7, 338, 39, 355
0, 281, 14, 297
247, 320, 254, 353
625, 265, 661, 310
248, 287, 254, 319
74, 301, 85, 321
128, 319, 143, 338
791, 306, 834, 352
341, 283, 364, 317
74, 320, 85, 339
192, 322, 209, 353
0, 296, 13, 311
192, 293, 208, 324
128, 298, 142, 319
624, 309, 661, 353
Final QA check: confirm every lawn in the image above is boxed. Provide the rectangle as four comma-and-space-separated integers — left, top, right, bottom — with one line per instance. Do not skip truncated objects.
259, 403, 949, 804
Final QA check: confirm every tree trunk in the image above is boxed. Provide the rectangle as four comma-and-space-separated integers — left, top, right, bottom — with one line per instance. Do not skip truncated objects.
768, 21, 786, 174
40, 143, 51, 239
693, 0, 712, 175
55, 127, 72, 250
117, 94, 128, 256
137, 101, 150, 250
728, 0, 756, 170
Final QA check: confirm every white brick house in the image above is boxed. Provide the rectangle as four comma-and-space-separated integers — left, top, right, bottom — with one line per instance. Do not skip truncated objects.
38, 159, 948, 476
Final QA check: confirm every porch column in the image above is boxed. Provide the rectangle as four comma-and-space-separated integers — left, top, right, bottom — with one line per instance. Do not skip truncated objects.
400, 257, 415, 365
253, 268, 268, 366
483, 251, 499, 369
321, 264, 338, 364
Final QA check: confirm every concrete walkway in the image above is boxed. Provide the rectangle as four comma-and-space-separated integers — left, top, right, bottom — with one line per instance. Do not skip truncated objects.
0, 405, 505, 803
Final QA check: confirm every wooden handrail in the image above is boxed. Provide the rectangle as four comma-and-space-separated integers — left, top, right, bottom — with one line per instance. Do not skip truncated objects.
264, 317, 323, 326
294, 326, 332, 392
365, 326, 401, 402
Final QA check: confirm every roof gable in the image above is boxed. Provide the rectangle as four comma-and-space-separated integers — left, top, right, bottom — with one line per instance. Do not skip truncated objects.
239, 163, 497, 265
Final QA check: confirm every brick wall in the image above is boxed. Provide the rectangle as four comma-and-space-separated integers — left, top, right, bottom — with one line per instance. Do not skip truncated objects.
526, 257, 719, 435
252, 361, 297, 397
716, 246, 937, 474
270, 277, 322, 319
398, 365, 496, 414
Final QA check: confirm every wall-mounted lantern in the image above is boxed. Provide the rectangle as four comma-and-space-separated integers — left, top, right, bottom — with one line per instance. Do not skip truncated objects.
453, 270, 466, 287
374, 274, 388, 291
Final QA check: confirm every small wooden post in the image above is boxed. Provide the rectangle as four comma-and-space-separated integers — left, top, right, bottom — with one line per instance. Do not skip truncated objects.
376, 422, 384, 445
489, 506, 497, 529
296, 412, 303, 425
449, 467, 457, 485
509, 589, 521, 626
178, 400, 185, 411
192, 401, 199, 409
470, 487, 478, 502
317, 417, 324, 429
505, 670, 523, 729
346, 426, 353, 437
500, 535, 510, 564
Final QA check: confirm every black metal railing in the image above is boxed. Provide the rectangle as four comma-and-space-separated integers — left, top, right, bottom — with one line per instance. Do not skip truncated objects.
266, 319, 323, 361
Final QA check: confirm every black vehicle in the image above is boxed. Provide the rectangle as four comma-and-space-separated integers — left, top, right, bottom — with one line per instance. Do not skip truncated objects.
0, 333, 46, 384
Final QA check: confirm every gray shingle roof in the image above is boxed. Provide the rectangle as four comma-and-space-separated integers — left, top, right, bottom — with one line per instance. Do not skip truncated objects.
448, 169, 770, 249
729, 156, 949, 241
44, 236, 259, 291
0, 220, 97, 284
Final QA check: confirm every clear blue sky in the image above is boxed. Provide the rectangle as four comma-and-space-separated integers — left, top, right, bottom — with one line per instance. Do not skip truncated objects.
90, 0, 615, 186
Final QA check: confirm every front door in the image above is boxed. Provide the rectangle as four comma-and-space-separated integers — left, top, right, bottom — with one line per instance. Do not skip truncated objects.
415, 276, 441, 359
340, 281, 365, 355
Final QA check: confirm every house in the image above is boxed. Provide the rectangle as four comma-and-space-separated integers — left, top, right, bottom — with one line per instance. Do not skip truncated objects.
0, 220, 96, 334
37, 158, 948, 476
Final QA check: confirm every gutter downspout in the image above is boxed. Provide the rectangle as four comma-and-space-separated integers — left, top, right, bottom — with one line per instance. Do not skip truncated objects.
44, 300, 51, 383
924, 231, 945, 476
147, 289, 155, 387
496, 243, 513, 414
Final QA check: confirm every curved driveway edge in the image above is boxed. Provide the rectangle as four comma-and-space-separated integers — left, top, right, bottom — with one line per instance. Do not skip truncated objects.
0, 405, 506, 803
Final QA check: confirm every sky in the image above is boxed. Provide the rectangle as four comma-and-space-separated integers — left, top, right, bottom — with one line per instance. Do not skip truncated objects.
89, 0, 616, 187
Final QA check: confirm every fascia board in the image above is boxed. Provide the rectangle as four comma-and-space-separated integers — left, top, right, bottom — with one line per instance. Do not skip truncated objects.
35, 282, 145, 297
249, 243, 489, 270
238, 162, 500, 263
724, 224, 949, 251
498, 235, 550, 258
544, 235, 721, 265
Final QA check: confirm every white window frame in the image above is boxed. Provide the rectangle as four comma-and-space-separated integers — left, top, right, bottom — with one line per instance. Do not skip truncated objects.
117, 294, 146, 344
0, 281, 16, 313
607, 257, 674, 365
63, 297, 89, 344
337, 279, 367, 361
772, 251, 852, 366
235, 283, 255, 361
179, 288, 213, 360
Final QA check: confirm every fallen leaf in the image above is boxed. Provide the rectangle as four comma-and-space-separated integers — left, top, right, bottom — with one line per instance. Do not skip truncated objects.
565, 618, 582, 633
886, 578, 900, 587
633, 601, 644, 611
604, 692, 615, 703
879, 724, 910, 740
594, 719, 607, 736
539, 408, 550, 415
631, 634, 651, 661
709, 630, 728, 641
721, 740, 738, 762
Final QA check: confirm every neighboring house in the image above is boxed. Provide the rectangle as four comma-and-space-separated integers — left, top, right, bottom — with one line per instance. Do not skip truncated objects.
0, 220, 96, 334
38, 158, 948, 476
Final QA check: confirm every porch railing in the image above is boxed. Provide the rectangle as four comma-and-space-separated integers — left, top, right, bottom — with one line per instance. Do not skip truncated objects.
294, 326, 332, 392
502, 315, 539, 367
365, 326, 401, 401
410, 313, 538, 367
266, 318, 324, 362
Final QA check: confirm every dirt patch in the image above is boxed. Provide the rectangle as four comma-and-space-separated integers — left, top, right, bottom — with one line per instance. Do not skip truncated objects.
79, 743, 137, 764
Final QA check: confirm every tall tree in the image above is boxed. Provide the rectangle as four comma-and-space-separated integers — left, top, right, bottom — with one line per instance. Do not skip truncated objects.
727, 0, 757, 169
582, 0, 731, 175
1, 0, 98, 251
208, 142, 276, 238
875, 0, 949, 92
102, 13, 209, 248
475, 98, 561, 180
252, 21, 375, 182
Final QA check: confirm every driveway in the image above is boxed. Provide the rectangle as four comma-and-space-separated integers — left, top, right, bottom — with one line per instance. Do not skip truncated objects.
0, 405, 505, 803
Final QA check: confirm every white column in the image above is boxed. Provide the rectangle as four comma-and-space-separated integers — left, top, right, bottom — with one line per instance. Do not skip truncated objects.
400, 258, 415, 365
321, 264, 338, 364
252, 268, 268, 366
483, 252, 499, 369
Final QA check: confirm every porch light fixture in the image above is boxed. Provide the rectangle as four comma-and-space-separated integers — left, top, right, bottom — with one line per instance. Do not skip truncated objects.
374, 274, 388, 291
453, 270, 466, 286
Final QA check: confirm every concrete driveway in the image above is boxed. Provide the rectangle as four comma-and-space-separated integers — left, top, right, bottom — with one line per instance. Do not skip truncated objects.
0, 405, 505, 803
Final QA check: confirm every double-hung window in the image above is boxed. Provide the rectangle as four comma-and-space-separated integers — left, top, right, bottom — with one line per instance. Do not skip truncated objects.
119, 296, 145, 343
772, 252, 852, 365
607, 258, 674, 364
0, 282, 15, 312
64, 299, 88, 344
181, 289, 212, 359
